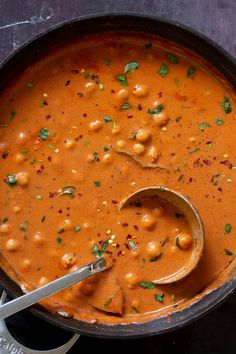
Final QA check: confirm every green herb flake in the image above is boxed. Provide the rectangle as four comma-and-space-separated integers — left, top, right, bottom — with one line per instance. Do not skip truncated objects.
26, 82, 34, 88
176, 236, 182, 250
101, 239, 110, 252
128, 240, 137, 251
154, 293, 165, 303
224, 223, 232, 234
39, 128, 49, 141
212, 173, 220, 186
167, 53, 178, 64
56, 237, 62, 244
187, 66, 196, 79
58, 186, 76, 198
224, 248, 234, 256
74, 225, 81, 232
221, 96, 232, 114
19, 220, 29, 232
159, 63, 169, 77
189, 147, 200, 154
171, 293, 176, 301
215, 119, 224, 125
104, 296, 113, 307
104, 58, 111, 66
103, 146, 109, 152
139, 282, 157, 290
58, 228, 65, 234
84, 72, 90, 79
124, 61, 140, 73
2, 218, 8, 224
150, 253, 163, 262
103, 116, 112, 123
92, 244, 103, 258
115, 74, 128, 87
147, 104, 165, 115
174, 78, 180, 87
94, 181, 101, 188
120, 103, 132, 110
131, 306, 140, 313
93, 152, 99, 160
6, 174, 17, 187
84, 140, 91, 147
35, 194, 43, 200
199, 122, 212, 132
8, 110, 16, 123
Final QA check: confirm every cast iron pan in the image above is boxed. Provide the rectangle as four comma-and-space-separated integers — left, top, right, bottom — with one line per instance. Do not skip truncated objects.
0, 13, 235, 338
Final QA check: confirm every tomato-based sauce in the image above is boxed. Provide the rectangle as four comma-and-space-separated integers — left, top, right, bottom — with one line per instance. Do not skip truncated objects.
0, 33, 235, 324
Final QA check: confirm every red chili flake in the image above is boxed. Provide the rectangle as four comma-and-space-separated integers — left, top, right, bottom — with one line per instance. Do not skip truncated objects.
117, 250, 122, 257
115, 244, 120, 248
98, 240, 104, 245
75, 135, 83, 141
189, 177, 193, 182
170, 153, 175, 158
42, 100, 48, 106
111, 89, 115, 94
71, 69, 79, 74
36, 169, 42, 174
97, 233, 100, 237
47, 156, 52, 162
158, 92, 163, 98
137, 103, 142, 111
206, 140, 212, 145
49, 192, 57, 198
112, 200, 118, 205
220, 160, 233, 169
83, 113, 87, 117
218, 188, 222, 192
65, 80, 70, 86
2, 151, 9, 159
77, 92, 83, 97
127, 114, 133, 118
40, 165, 45, 170
126, 234, 132, 240
46, 114, 51, 121
125, 243, 130, 250
193, 158, 201, 168
133, 225, 139, 231
122, 223, 128, 227
66, 213, 70, 217
58, 209, 62, 214
203, 159, 211, 166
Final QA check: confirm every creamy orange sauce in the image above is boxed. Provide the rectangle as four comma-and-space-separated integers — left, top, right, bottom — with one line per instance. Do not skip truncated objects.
0, 33, 235, 324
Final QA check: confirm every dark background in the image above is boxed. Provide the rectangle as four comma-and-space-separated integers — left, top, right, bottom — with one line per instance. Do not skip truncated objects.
0, 0, 235, 353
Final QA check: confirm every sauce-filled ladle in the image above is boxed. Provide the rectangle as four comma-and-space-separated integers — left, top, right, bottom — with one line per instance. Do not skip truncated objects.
119, 186, 204, 285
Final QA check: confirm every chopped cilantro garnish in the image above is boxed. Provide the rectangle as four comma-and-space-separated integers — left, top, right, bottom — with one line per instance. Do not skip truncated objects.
39, 128, 49, 140
94, 181, 101, 187
120, 103, 132, 110
215, 119, 224, 125
128, 240, 137, 251
154, 293, 165, 303
84, 140, 91, 147
189, 147, 200, 154
174, 78, 180, 87
104, 58, 111, 65
104, 296, 113, 307
147, 104, 164, 115
149, 253, 163, 262
115, 74, 128, 87
159, 63, 169, 77
103, 116, 112, 123
224, 248, 234, 256
93, 152, 99, 160
58, 228, 65, 234
6, 174, 17, 187
187, 66, 196, 79
199, 122, 212, 132
74, 225, 81, 232
225, 223, 232, 234
167, 53, 178, 64
103, 146, 109, 152
92, 244, 103, 258
124, 61, 140, 73
221, 97, 232, 113
56, 237, 62, 244
139, 282, 157, 289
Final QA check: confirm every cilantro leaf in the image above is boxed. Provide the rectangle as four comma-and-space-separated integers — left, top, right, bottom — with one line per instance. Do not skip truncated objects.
225, 223, 232, 234
221, 97, 232, 113
124, 61, 140, 73
39, 128, 49, 140
159, 63, 169, 77
103, 116, 112, 123
154, 293, 165, 303
167, 53, 178, 64
139, 282, 157, 289
187, 67, 196, 79
147, 104, 165, 115
115, 74, 128, 87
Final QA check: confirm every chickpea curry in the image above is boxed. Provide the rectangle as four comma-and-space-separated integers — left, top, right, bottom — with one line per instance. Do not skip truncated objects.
0, 33, 235, 324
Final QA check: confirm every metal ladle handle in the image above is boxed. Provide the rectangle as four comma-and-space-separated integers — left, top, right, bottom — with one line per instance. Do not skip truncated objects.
0, 291, 80, 354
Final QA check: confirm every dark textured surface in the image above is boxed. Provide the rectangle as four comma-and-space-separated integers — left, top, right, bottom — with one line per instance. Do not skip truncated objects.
0, 1, 235, 353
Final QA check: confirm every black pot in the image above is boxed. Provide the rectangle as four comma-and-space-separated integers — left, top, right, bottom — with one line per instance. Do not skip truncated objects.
0, 13, 235, 338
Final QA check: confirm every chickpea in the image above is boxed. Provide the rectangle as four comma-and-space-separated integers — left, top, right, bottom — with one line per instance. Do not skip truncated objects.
16, 132, 28, 145
14, 153, 26, 164
60, 219, 73, 231
153, 206, 165, 217
64, 139, 76, 149
132, 84, 148, 98
102, 153, 113, 164
153, 112, 168, 126
89, 120, 102, 132
39, 277, 49, 287
116, 140, 126, 148
141, 213, 156, 230
147, 146, 159, 161
146, 241, 161, 257
17, 172, 29, 187
0, 223, 10, 234
136, 128, 151, 143
116, 89, 129, 102
33, 231, 45, 246
84, 81, 96, 93
176, 233, 193, 250
112, 124, 121, 135
133, 143, 145, 155
21, 259, 31, 271
12, 205, 22, 214
5, 239, 19, 251
125, 272, 139, 288
61, 253, 76, 268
